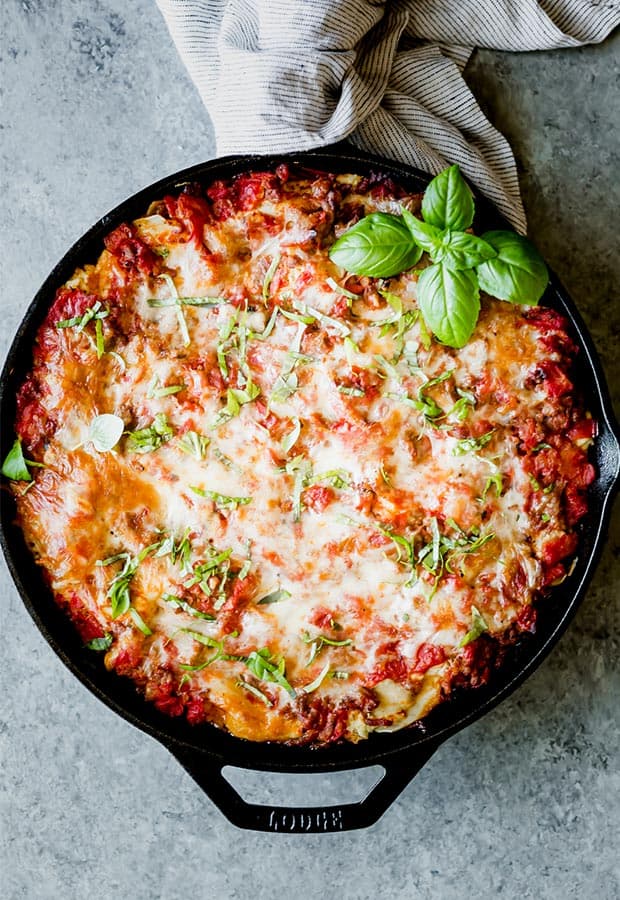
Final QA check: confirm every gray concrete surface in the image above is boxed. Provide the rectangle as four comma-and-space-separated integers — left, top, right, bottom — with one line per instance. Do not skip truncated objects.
1, 2, 618, 898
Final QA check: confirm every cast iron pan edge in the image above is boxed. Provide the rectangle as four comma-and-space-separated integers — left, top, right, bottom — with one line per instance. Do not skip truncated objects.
1, 150, 618, 832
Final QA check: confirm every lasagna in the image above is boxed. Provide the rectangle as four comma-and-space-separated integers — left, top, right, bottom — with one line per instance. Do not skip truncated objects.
7, 166, 596, 744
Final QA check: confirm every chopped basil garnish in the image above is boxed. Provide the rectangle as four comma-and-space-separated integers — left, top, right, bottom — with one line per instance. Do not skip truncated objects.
95, 317, 105, 358
301, 662, 331, 694
238, 544, 252, 581
448, 388, 476, 422
376, 290, 419, 355
146, 274, 190, 345
391, 369, 454, 424
375, 525, 417, 586
302, 631, 353, 666
338, 385, 365, 397
153, 527, 193, 573
281, 417, 301, 454
147, 295, 227, 308
418, 520, 495, 597
97, 552, 134, 618
284, 454, 313, 521
85, 634, 113, 651
89, 414, 125, 453
147, 376, 185, 399
269, 345, 313, 407
343, 335, 359, 365
180, 630, 239, 670
56, 300, 109, 332
459, 605, 488, 647
183, 546, 234, 608
126, 413, 174, 453
178, 430, 210, 460
270, 371, 299, 404
481, 472, 503, 500
108, 351, 127, 373
212, 380, 260, 427
326, 276, 359, 302
452, 429, 495, 456
294, 301, 350, 337
2, 438, 32, 481
236, 678, 273, 706
163, 593, 216, 620
129, 607, 152, 636
280, 308, 316, 326
190, 486, 252, 510
96, 540, 162, 619
311, 469, 350, 490
328, 165, 548, 348
262, 252, 281, 302
244, 647, 296, 698
258, 588, 292, 605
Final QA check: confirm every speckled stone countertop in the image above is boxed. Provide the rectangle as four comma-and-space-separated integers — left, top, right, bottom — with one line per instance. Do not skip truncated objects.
1, 3, 618, 898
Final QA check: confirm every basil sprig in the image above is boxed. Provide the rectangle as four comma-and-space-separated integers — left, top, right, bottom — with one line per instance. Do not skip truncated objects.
328, 164, 548, 348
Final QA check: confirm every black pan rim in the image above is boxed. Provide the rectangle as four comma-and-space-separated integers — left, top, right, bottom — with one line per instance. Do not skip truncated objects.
1, 148, 619, 774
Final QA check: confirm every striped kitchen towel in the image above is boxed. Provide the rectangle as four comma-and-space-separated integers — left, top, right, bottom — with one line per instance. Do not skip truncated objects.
155, 0, 619, 231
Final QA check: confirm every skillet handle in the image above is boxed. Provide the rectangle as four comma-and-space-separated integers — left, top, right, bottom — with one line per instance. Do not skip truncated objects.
170, 743, 438, 833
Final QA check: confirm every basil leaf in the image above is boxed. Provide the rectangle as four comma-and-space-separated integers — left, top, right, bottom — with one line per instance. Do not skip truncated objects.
417, 264, 480, 349
476, 231, 548, 304
435, 231, 497, 271
2, 439, 32, 481
89, 414, 124, 452
400, 207, 442, 254
329, 212, 422, 278
85, 634, 113, 651
421, 165, 474, 231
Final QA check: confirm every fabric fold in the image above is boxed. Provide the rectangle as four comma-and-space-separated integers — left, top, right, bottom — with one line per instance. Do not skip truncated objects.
156, 0, 619, 230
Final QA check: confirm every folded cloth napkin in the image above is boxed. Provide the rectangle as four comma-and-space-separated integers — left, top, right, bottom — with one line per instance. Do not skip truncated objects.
156, 0, 619, 231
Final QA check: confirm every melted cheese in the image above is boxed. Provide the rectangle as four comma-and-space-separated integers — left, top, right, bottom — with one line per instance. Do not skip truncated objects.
12, 170, 591, 745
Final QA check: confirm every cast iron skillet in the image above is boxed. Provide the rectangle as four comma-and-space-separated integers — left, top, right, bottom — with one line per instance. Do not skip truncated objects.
1, 150, 619, 833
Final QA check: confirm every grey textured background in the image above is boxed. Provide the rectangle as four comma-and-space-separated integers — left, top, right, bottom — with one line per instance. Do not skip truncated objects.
1, 3, 618, 898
